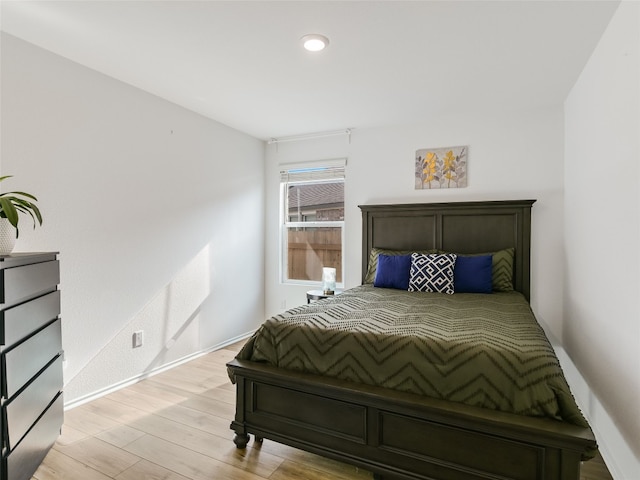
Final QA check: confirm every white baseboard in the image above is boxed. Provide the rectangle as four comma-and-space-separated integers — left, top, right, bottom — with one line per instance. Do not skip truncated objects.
555, 346, 639, 480
64, 330, 254, 411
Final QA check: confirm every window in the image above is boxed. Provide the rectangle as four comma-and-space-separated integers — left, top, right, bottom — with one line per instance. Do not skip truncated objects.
280, 159, 345, 285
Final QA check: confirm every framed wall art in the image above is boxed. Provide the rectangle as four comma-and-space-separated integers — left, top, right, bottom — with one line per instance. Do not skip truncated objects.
415, 145, 467, 189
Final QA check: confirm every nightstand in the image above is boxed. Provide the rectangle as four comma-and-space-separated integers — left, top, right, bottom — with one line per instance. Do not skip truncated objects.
306, 289, 344, 304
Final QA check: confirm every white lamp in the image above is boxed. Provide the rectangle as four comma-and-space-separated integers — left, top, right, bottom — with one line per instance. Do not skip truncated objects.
301, 34, 329, 52
322, 267, 336, 295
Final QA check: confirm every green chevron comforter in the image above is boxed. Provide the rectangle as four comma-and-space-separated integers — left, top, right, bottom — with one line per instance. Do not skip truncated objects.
234, 285, 588, 428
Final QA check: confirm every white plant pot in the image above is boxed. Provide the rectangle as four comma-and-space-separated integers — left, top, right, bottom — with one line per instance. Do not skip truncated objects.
0, 218, 17, 255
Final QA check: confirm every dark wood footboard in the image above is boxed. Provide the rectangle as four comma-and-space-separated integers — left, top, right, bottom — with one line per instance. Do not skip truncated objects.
228, 358, 596, 480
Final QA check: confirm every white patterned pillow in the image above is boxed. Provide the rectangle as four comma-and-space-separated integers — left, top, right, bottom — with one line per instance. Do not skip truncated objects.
408, 253, 457, 294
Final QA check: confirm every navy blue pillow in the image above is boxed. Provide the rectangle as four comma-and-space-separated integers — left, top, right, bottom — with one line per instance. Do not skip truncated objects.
454, 255, 493, 293
374, 254, 411, 290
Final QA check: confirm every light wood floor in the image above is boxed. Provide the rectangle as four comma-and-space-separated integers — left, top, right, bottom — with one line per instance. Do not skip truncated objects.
33, 341, 614, 480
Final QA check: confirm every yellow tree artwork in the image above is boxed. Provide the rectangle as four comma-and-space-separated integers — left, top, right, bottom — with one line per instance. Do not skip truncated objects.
415, 145, 467, 189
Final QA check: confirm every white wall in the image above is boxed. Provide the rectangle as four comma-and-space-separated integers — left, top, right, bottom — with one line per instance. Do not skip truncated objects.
0, 34, 265, 404
265, 108, 566, 347
4, 9, 636, 475
564, 2, 639, 478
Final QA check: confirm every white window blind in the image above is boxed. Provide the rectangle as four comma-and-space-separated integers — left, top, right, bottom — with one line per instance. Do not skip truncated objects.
279, 158, 346, 184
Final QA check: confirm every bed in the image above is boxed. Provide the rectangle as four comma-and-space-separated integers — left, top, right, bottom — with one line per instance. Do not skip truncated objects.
227, 199, 597, 480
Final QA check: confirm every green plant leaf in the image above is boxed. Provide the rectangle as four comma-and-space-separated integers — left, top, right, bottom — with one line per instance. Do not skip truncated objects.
3, 191, 38, 201
0, 177, 43, 238
13, 200, 42, 227
30, 201, 43, 225
0, 197, 19, 227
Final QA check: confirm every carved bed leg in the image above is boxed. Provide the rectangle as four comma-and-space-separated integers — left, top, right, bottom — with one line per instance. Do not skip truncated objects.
233, 432, 250, 449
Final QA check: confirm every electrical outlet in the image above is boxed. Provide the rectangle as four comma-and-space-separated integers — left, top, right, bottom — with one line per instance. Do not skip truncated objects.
133, 330, 143, 348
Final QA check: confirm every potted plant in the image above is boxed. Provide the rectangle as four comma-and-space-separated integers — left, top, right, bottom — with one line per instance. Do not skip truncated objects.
0, 175, 43, 255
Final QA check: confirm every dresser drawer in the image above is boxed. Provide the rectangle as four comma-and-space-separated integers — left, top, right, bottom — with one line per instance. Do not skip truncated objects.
3, 355, 62, 450
2, 318, 62, 399
0, 260, 59, 308
0, 290, 61, 347
4, 391, 63, 480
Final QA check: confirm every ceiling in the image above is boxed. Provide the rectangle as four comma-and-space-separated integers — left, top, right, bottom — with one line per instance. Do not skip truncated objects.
1, 1, 620, 140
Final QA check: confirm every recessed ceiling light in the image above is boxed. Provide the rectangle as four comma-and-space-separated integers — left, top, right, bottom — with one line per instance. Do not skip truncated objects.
301, 34, 329, 52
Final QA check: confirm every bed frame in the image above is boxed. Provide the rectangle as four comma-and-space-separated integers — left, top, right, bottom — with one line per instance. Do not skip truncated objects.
227, 200, 596, 480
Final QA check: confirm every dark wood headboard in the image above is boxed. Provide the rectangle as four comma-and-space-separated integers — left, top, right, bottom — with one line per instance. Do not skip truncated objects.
359, 200, 536, 300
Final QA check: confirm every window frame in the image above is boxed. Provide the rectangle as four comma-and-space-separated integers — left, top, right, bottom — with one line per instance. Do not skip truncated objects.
279, 159, 346, 287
